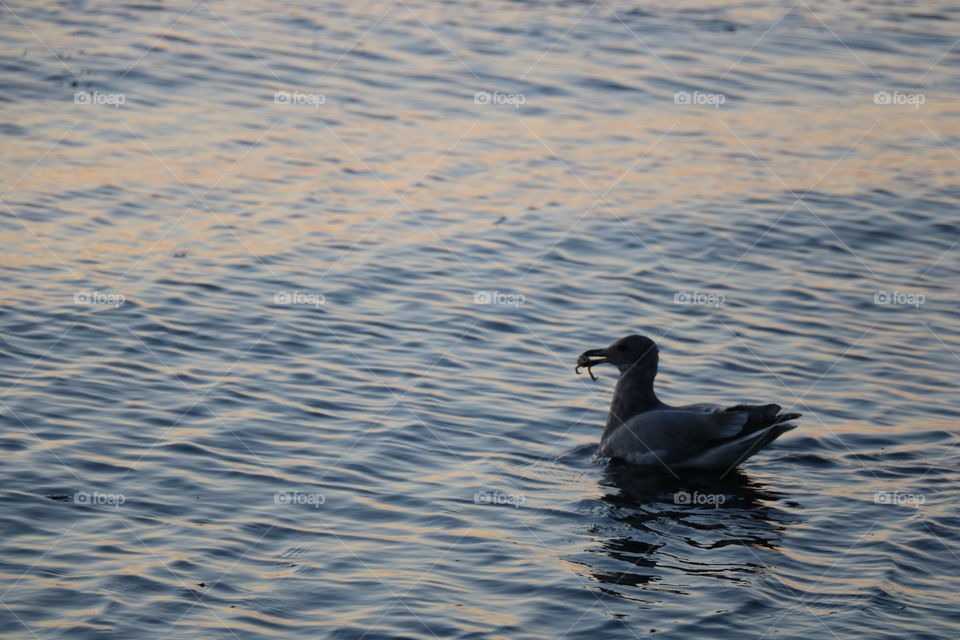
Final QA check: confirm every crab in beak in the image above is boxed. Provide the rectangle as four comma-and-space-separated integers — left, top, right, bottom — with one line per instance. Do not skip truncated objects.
575, 348, 608, 381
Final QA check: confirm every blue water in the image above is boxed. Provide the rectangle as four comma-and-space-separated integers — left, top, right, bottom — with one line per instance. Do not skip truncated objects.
1, 1, 959, 638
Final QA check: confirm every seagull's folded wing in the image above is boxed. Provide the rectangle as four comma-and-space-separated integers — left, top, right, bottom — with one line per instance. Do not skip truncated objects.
599, 409, 748, 467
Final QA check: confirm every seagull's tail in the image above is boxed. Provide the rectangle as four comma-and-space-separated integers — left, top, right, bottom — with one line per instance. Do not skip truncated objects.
724, 403, 801, 434
680, 421, 796, 471
775, 411, 801, 424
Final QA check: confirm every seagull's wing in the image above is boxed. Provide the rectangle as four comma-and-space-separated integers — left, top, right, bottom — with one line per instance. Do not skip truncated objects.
673, 402, 726, 414
721, 403, 801, 430
600, 403, 802, 470
600, 409, 748, 467
675, 402, 800, 424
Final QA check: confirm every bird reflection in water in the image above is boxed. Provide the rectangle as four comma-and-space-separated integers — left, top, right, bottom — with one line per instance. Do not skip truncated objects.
571, 462, 795, 598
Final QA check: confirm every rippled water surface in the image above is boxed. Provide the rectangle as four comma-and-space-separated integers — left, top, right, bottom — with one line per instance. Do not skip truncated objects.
2, 1, 960, 638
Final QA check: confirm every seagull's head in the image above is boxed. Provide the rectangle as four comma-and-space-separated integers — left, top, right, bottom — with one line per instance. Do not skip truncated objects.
577, 334, 659, 378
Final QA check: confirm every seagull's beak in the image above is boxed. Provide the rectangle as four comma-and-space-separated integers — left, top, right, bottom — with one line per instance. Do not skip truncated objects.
575, 349, 611, 380
576, 348, 609, 369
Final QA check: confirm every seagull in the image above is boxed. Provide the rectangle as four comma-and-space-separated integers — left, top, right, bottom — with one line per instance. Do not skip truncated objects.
576, 335, 800, 472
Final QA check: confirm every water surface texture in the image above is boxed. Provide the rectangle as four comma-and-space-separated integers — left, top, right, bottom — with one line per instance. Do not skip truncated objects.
2, 1, 959, 638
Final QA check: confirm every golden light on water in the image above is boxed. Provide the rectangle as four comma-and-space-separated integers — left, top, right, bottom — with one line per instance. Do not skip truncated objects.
1, 1, 959, 638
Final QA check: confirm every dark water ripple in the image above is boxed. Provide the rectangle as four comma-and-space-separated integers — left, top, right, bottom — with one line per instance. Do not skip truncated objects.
2, 0, 960, 638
